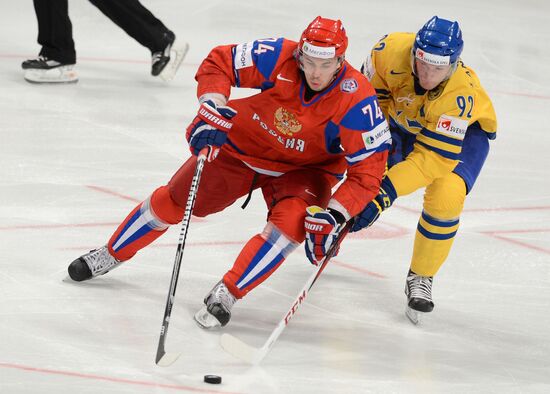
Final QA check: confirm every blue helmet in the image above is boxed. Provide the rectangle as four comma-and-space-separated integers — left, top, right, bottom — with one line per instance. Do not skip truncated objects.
413, 16, 463, 66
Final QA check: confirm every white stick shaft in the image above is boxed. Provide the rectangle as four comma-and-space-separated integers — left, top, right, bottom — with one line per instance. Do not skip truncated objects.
155, 147, 210, 366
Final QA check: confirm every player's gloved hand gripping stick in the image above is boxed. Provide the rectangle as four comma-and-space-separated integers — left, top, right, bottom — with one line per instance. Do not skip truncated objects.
186, 100, 237, 161
304, 205, 346, 265
351, 177, 397, 232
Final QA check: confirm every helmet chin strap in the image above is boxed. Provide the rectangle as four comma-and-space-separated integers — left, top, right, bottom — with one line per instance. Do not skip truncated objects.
334, 56, 345, 75
324, 56, 345, 86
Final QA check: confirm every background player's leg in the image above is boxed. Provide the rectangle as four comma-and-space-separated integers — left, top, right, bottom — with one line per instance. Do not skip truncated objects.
88, 0, 188, 79
22, 0, 78, 83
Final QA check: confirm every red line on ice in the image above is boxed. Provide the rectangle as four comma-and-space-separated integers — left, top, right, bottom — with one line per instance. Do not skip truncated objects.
395, 205, 550, 214
2, 53, 199, 67
84, 185, 206, 222
0, 222, 120, 230
482, 228, 550, 234
481, 231, 550, 255
61, 241, 245, 250
86, 185, 142, 203
0, 362, 241, 394
331, 260, 387, 278
492, 90, 550, 100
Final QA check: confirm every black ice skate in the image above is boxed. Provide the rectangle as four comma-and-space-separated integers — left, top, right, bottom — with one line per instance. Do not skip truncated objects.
404, 269, 434, 324
22, 56, 78, 83
68, 246, 122, 282
194, 280, 237, 329
151, 32, 189, 81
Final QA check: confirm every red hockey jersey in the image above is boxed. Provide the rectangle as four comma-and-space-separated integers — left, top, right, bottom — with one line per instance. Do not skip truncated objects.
194, 37, 391, 217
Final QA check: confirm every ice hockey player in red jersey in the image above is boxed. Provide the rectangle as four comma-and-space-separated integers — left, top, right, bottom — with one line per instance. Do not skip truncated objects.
67, 16, 391, 328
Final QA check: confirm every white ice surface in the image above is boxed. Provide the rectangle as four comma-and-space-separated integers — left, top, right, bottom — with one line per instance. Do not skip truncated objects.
1, 1, 549, 393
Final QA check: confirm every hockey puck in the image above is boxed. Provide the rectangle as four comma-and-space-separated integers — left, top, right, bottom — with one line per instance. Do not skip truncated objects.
204, 375, 222, 384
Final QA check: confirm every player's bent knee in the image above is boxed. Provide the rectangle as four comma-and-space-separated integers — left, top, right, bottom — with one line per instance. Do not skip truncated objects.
424, 173, 466, 219
150, 185, 185, 224
261, 222, 300, 257
268, 197, 310, 243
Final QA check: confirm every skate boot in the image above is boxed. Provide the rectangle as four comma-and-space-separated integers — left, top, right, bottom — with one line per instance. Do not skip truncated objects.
151, 31, 189, 81
68, 246, 122, 282
194, 280, 236, 329
404, 269, 434, 324
22, 56, 78, 83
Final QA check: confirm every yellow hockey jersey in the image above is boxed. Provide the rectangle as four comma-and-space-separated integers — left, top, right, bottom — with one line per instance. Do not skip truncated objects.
362, 33, 497, 167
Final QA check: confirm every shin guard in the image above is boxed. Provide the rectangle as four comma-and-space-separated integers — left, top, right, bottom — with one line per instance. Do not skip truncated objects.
410, 211, 460, 276
224, 223, 298, 299
108, 186, 183, 261
411, 173, 466, 276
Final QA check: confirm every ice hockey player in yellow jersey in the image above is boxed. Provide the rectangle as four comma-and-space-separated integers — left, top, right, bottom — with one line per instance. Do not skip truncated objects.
352, 16, 497, 323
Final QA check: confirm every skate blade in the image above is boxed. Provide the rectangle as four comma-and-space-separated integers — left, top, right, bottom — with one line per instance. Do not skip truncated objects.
193, 306, 221, 329
24, 66, 78, 84
62, 275, 74, 283
405, 306, 423, 325
159, 41, 189, 82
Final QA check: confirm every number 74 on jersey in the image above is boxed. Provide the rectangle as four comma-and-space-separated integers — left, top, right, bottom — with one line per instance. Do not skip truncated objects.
361, 100, 384, 125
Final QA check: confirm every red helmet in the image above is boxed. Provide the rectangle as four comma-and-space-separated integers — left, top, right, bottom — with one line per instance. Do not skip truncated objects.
299, 16, 348, 59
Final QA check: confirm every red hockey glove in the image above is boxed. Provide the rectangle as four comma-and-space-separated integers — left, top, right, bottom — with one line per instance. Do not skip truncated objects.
304, 206, 345, 266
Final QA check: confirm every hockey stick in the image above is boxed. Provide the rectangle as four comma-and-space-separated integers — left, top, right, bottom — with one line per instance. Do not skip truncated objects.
220, 221, 353, 364
155, 146, 210, 366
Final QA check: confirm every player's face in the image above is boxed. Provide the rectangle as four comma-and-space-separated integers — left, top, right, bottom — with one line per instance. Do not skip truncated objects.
415, 59, 452, 90
301, 54, 341, 91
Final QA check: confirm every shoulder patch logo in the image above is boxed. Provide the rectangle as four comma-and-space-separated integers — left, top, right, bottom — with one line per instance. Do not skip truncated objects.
362, 121, 390, 148
364, 135, 375, 145
340, 78, 358, 93
438, 118, 451, 130
234, 41, 253, 70
436, 115, 468, 139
